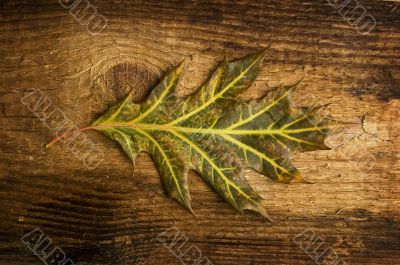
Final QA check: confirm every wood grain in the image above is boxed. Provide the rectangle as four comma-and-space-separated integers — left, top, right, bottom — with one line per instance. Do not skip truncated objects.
0, 0, 399, 264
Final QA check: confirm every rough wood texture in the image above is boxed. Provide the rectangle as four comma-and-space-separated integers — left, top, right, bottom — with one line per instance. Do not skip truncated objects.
0, 0, 399, 264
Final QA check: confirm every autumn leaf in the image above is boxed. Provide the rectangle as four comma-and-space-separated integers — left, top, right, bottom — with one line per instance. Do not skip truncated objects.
47, 51, 333, 217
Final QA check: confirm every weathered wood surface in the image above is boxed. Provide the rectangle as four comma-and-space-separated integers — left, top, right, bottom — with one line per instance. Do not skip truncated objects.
0, 0, 399, 264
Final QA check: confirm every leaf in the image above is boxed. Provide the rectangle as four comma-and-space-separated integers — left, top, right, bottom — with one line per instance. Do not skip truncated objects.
89, 51, 333, 217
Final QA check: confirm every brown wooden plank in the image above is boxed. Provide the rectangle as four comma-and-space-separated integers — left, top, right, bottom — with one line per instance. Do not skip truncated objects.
0, 0, 399, 264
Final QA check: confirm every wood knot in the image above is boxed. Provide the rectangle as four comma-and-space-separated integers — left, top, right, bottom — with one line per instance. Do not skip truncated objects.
104, 63, 159, 102
91, 62, 159, 118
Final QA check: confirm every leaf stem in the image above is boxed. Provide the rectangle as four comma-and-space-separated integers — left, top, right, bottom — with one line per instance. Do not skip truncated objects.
45, 125, 99, 149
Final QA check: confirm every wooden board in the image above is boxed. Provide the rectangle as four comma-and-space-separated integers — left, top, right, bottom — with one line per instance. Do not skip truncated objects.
0, 0, 399, 264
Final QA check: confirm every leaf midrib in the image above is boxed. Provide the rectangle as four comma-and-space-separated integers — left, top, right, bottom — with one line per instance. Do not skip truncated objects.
98, 122, 329, 137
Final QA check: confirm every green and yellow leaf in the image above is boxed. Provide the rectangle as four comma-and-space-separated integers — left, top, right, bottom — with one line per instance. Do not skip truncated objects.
82, 51, 333, 217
